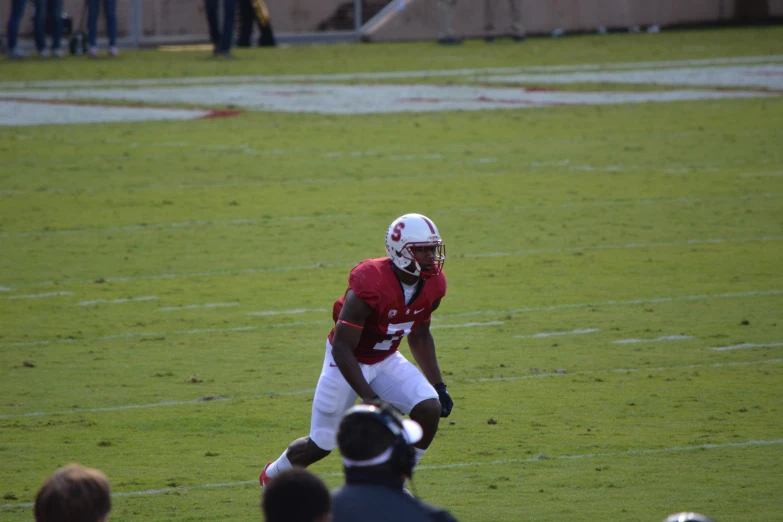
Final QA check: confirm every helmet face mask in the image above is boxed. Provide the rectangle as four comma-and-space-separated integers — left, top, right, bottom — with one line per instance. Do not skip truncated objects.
385, 214, 446, 279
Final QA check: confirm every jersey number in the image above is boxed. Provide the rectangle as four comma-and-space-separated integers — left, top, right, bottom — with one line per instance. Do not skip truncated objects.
373, 321, 415, 351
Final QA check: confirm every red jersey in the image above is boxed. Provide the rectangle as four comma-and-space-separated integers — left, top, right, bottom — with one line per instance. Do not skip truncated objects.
327, 258, 447, 364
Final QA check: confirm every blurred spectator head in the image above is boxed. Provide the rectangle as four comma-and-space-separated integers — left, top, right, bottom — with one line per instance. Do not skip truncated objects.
34, 464, 111, 522
261, 467, 331, 522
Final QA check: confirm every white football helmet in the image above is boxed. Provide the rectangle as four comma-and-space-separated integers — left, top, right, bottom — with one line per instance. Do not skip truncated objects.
385, 213, 445, 279
663, 514, 714, 522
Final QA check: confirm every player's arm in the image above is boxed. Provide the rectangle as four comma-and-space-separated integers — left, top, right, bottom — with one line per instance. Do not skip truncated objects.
407, 319, 443, 385
331, 289, 377, 402
408, 299, 453, 417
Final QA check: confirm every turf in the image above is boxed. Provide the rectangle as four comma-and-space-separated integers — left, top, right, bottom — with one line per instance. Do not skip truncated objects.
1, 26, 782, 83
1, 26, 782, 522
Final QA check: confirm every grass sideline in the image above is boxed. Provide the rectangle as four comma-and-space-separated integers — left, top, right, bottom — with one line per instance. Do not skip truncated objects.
2, 27, 783, 522
1, 26, 782, 83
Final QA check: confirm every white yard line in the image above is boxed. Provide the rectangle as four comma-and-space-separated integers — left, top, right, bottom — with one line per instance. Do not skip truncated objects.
78, 296, 158, 306
6, 237, 782, 291
442, 289, 782, 318
463, 235, 783, 259
710, 342, 783, 351
160, 302, 239, 311
511, 193, 783, 211
2, 437, 781, 509
247, 308, 327, 317
2, 54, 781, 90
0, 320, 500, 348
471, 358, 783, 382
6, 291, 71, 300
612, 335, 694, 344
0, 213, 367, 239
740, 171, 783, 178
4, 262, 357, 290
430, 321, 503, 329
0, 171, 495, 198
515, 328, 600, 339
4, 193, 780, 239
1, 358, 779, 420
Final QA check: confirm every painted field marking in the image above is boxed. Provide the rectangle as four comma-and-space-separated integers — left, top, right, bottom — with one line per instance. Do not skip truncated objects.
0, 286, 11, 291
3, 262, 357, 290
1, 157, 774, 198
514, 328, 600, 339
5, 193, 780, 239
160, 303, 239, 311
0, 213, 367, 239
511, 193, 783, 211
3, 83, 773, 116
482, 63, 783, 90
471, 358, 783, 382
2, 438, 781, 509
1, 358, 779, 420
2, 54, 781, 90
1, 287, 778, 344
430, 321, 503, 329
0, 99, 228, 127
612, 334, 694, 344
710, 342, 783, 351
78, 296, 158, 306
0, 320, 502, 348
7, 291, 71, 300
463, 235, 783, 259
6, 236, 783, 291
0, 171, 499, 199
443, 289, 782, 319
740, 171, 783, 178
247, 308, 327, 317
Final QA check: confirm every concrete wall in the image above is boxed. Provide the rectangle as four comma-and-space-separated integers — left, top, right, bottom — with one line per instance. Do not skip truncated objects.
1, 0, 779, 44
0, 0, 353, 42
362, 0, 781, 42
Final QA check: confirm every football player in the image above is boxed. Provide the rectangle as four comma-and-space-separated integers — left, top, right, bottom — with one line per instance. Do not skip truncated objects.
260, 213, 453, 489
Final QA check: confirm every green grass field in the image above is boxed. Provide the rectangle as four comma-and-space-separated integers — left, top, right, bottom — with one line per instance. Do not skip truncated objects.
1, 26, 782, 522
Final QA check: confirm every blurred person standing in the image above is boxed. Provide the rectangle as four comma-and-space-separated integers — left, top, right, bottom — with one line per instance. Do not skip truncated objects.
262, 468, 331, 522
436, 0, 462, 45
204, 0, 237, 57
43, 0, 65, 57
5, 0, 64, 58
86, 0, 118, 57
34, 464, 111, 522
236, 0, 276, 48
484, 0, 525, 42
236, 0, 255, 47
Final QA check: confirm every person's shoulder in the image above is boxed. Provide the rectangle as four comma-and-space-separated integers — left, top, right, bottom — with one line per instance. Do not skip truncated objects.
349, 258, 394, 288
414, 498, 459, 522
426, 270, 447, 298
351, 257, 392, 275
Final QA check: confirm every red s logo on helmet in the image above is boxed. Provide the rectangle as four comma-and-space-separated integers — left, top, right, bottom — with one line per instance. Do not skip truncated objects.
390, 222, 405, 241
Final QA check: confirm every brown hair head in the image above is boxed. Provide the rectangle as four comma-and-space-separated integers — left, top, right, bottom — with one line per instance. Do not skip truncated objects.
34, 464, 111, 522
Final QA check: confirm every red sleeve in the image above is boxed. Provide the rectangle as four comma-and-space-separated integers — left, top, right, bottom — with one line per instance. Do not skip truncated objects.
348, 261, 384, 308
432, 271, 447, 301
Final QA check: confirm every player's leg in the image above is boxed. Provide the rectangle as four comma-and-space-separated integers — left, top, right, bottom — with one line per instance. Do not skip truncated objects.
370, 352, 441, 467
262, 340, 359, 485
